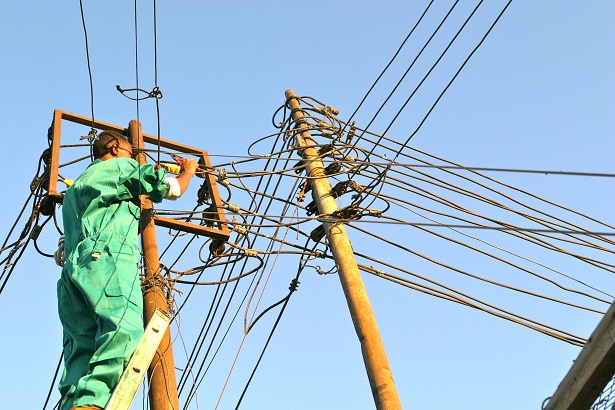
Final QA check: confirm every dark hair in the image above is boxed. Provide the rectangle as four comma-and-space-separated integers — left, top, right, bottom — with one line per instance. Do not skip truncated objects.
93, 130, 130, 159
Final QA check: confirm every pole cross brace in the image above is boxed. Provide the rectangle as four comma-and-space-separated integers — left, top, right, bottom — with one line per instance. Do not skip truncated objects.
43, 109, 230, 242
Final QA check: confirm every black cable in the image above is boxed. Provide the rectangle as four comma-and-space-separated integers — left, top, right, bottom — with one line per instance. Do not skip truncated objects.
32, 214, 55, 258
393, 163, 615, 178
175, 258, 225, 394
339, 127, 615, 238
232, 278, 302, 409
0, 233, 34, 295
2, 152, 47, 251
180, 133, 311, 408
153, 0, 159, 89
0, 177, 47, 294
362, 264, 586, 346
344, 0, 436, 127
389, 0, 513, 159
153, 0, 162, 164
177, 263, 244, 404
0, 190, 36, 252
178, 133, 294, 397
232, 239, 318, 409
365, 154, 615, 247
42, 351, 64, 410
179, 250, 262, 406
360, 0, 462, 140
182, 148, 300, 408
179, 138, 294, 394
350, 219, 611, 305
78, 0, 97, 158
134, 0, 140, 121
352, 1, 513, 208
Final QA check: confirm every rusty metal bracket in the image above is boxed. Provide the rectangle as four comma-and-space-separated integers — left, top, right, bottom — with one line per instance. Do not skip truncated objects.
45, 109, 230, 241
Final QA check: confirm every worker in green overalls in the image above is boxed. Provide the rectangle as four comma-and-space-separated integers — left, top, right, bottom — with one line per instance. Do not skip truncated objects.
57, 130, 197, 410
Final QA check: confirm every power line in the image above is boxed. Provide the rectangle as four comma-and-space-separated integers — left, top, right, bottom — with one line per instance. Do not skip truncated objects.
78, 0, 95, 126
133, 0, 140, 120
345, 0, 436, 126
78, 0, 98, 155
349, 0, 513, 210
400, 164, 615, 178
360, 0, 463, 138
360, 263, 587, 347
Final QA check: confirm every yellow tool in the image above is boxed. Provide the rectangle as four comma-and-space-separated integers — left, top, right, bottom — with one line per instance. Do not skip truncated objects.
160, 163, 182, 174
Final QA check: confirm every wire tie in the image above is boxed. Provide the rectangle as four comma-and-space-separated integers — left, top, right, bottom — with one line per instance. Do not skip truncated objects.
244, 249, 258, 257
227, 203, 240, 213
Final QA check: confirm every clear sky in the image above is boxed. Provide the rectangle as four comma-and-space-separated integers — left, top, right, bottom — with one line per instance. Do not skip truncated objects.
0, 1, 613, 409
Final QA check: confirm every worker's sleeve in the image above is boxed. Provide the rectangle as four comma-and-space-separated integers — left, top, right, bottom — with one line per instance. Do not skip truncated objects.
117, 160, 170, 203
165, 177, 181, 200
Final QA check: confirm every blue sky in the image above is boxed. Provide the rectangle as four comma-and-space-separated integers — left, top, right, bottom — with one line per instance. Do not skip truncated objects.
1, 1, 614, 409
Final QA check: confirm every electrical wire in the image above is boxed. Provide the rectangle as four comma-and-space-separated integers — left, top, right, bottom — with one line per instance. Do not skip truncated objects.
78, 0, 97, 157
41, 351, 64, 410
134, 0, 141, 121
349, 1, 513, 209
344, 0, 436, 127
359, 263, 586, 346
178, 131, 300, 404
359, 0, 463, 142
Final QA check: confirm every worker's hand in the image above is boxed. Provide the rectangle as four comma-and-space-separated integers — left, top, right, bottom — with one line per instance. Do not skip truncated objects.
180, 158, 198, 177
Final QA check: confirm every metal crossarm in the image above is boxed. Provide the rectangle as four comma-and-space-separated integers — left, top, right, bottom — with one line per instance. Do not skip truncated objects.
44, 109, 230, 242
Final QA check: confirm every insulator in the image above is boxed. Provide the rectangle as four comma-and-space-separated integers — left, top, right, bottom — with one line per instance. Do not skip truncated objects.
197, 181, 211, 205
305, 201, 318, 216
294, 159, 306, 174
309, 225, 325, 242
324, 162, 342, 175
30, 176, 42, 192
217, 169, 229, 186
318, 144, 333, 157
201, 204, 216, 228
209, 240, 226, 257
313, 105, 340, 116
369, 209, 384, 217
331, 181, 348, 199
288, 278, 300, 292
232, 218, 247, 235
29, 225, 42, 240
38, 197, 55, 216
227, 203, 240, 213
345, 123, 356, 143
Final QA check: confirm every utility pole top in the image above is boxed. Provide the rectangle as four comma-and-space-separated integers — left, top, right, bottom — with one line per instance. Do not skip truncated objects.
285, 89, 403, 410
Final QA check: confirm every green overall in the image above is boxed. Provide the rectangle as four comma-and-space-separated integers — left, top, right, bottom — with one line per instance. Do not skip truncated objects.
57, 158, 169, 410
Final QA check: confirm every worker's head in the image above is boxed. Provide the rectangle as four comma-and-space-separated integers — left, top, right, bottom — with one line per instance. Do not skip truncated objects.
93, 131, 134, 160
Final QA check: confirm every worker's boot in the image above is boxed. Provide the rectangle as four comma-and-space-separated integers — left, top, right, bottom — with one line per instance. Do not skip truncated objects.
70, 406, 103, 410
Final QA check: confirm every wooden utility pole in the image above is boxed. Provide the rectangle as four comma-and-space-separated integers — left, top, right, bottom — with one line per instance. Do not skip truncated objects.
544, 300, 615, 409
286, 89, 402, 410
128, 120, 180, 410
